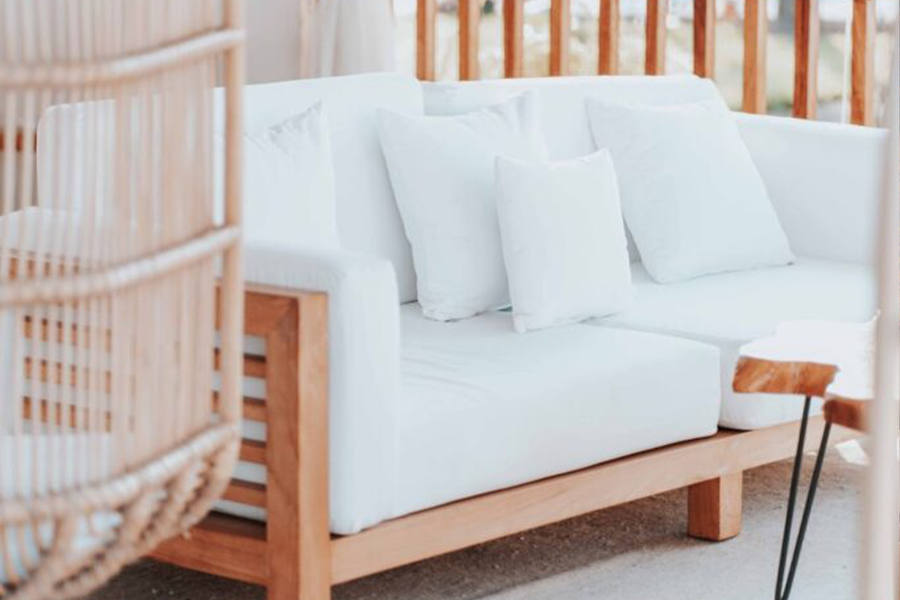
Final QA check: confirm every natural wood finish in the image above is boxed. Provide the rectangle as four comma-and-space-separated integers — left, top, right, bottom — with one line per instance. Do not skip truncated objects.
264, 292, 330, 600
688, 473, 743, 541
22, 316, 111, 350
824, 398, 868, 432
550, 0, 570, 76
458, 0, 481, 80
330, 417, 854, 584
645, 0, 667, 75
850, 0, 875, 125
214, 349, 266, 378
742, 0, 768, 113
224, 480, 266, 508
733, 356, 838, 398
503, 0, 524, 78
793, 0, 820, 119
598, 0, 620, 74
212, 392, 267, 422
0, 129, 35, 152
22, 396, 111, 431
693, 0, 716, 78
417, 0, 436, 81
240, 439, 267, 464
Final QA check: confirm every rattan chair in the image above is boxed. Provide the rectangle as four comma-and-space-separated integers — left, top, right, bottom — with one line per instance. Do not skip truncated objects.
0, 1, 244, 598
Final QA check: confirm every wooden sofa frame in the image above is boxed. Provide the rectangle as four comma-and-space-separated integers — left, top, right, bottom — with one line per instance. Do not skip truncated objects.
151, 286, 856, 599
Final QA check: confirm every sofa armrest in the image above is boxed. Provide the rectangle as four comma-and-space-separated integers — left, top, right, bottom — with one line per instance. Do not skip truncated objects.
735, 113, 888, 265
244, 242, 401, 534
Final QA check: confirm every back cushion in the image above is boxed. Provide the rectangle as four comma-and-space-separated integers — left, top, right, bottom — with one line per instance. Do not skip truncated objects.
423, 75, 727, 161
221, 73, 423, 302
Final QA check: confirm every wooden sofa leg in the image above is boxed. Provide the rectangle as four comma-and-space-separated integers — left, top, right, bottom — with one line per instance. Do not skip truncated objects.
687, 472, 743, 541
265, 293, 331, 599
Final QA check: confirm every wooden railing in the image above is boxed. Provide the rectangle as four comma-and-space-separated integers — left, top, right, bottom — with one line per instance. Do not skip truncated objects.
415, 0, 880, 126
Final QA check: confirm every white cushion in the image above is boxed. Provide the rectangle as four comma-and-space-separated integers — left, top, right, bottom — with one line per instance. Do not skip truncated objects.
590, 258, 877, 429
586, 99, 794, 283
216, 102, 339, 248
495, 150, 633, 332
377, 92, 548, 321
392, 304, 721, 517
218, 73, 424, 302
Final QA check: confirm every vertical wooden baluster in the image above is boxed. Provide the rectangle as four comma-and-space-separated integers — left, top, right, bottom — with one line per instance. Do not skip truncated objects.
504, 0, 524, 78
599, 0, 620, 74
693, 0, 716, 79
417, 0, 436, 81
850, 0, 875, 125
459, 0, 480, 80
550, 0, 570, 76
645, 0, 667, 75
793, 0, 820, 119
742, 0, 768, 114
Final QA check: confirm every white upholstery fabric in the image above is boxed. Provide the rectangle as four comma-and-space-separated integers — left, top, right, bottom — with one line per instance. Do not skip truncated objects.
244, 242, 401, 534
591, 258, 877, 429
735, 113, 888, 266
216, 73, 423, 302
393, 304, 721, 516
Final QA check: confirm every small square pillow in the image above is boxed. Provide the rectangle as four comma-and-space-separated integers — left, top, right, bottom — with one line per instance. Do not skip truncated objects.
585, 98, 793, 284
377, 92, 548, 321
495, 149, 633, 333
216, 101, 340, 249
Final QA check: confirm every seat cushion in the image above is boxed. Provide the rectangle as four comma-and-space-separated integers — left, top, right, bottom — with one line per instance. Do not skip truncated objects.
391, 304, 720, 518
590, 258, 877, 429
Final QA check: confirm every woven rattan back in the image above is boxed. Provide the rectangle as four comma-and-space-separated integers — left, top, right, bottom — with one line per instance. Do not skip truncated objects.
0, 1, 244, 597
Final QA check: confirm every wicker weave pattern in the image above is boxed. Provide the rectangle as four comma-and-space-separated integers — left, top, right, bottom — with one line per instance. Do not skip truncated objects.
0, 1, 244, 598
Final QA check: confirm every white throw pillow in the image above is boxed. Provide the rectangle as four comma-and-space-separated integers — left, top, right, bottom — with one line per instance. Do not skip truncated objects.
585, 98, 793, 283
377, 92, 548, 321
495, 150, 633, 333
216, 102, 340, 248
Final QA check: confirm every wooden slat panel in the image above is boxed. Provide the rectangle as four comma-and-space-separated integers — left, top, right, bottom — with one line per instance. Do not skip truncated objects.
223, 479, 266, 507
331, 418, 857, 584
151, 513, 268, 586
645, 0, 667, 75
417, 0, 436, 81
850, 0, 875, 125
598, 0, 620, 74
240, 438, 266, 464
22, 396, 111, 430
693, 0, 716, 78
212, 392, 267, 422
742, 0, 768, 113
550, 0, 571, 76
503, 0, 524, 78
0, 129, 35, 152
213, 349, 265, 378
459, 0, 481, 80
22, 316, 112, 351
793, 0, 820, 118
23, 357, 111, 391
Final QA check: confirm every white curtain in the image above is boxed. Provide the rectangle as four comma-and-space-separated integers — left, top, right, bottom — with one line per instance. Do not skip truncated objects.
311, 0, 396, 77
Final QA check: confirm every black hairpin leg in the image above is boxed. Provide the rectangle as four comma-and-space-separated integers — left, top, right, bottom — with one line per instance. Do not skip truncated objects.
774, 395, 833, 600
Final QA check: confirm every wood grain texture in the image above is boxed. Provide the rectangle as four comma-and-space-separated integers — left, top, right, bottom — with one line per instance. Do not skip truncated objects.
743, 0, 768, 113
458, 0, 481, 80
599, 0, 620, 74
793, 0, 820, 118
733, 356, 838, 398
550, 0, 570, 76
417, 0, 436, 81
504, 0, 524, 78
645, 0, 667, 75
224, 480, 267, 508
0, 128, 35, 152
824, 398, 868, 431
688, 472, 743, 541
850, 0, 875, 125
693, 0, 716, 78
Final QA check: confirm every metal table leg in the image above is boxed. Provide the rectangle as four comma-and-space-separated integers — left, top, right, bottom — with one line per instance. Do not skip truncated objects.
775, 395, 833, 600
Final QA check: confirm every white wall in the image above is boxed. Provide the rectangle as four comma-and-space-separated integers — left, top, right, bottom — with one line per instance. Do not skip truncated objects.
245, 0, 305, 84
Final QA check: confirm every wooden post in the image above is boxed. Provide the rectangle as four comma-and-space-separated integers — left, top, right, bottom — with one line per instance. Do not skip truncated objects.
265, 295, 331, 600
688, 472, 743, 542
416, 0, 436, 81
645, 0, 667, 75
693, 0, 716, 79
742, 0, 768, 114
850, 0, 875, 125
793, 0, 820, 119
599, 0, 620, 74
459, 0, 480, 80
550, 0, 571, 76
504, 0, 524, 78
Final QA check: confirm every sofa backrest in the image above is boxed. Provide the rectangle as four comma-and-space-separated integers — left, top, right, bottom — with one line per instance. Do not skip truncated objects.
221, 73, 423, 303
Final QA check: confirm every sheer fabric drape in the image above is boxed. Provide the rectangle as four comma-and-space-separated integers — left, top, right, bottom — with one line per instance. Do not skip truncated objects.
311, 0, 396, 77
